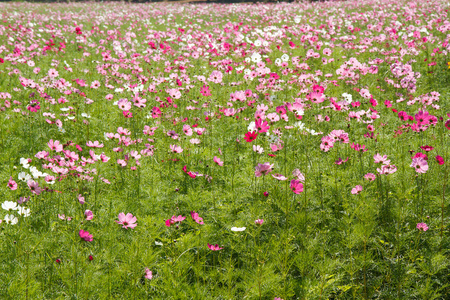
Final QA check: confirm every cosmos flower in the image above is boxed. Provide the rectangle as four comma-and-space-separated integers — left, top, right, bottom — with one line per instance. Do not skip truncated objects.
115, 212, 137, 229
79, 229, 93, 242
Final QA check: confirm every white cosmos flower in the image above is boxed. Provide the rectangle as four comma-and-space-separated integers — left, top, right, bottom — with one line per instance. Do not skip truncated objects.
4, 214, 18, 225
18, 172, 31, 182
81, 113, 91, 118
254, 40, 262, 47
281, 54, 290, 62
231, 227, 246, 232
251, 52, 262, 63
17, 206, 31, 217
247, 121, 256, 132
20, 158, 30, 168
60, 107, 70, 112
2, 201, 18, 211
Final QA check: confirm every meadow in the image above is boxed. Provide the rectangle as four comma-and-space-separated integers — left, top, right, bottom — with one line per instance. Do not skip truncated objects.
0, 0, 449, 299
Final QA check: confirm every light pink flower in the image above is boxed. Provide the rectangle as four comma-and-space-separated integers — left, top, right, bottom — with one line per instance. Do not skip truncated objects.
85, 210, 93, 221
351, 185, 363, 194
410, 157, 428, 173
255, 162, 273, 177
115, 212, 137, 229
144, 268, 153, 280
255, 219, 264, 225
213, 156, 223, 166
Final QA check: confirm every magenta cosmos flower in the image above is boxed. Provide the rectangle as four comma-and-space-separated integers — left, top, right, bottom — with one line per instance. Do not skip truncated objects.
416, 223, 429, 232
79, 229, 93, 242
207, 243, 223, 251
116, 212, 137, 229
290, 179, 304, 194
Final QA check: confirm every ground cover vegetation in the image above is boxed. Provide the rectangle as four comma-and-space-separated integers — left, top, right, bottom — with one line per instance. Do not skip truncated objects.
0, 0, 450, 299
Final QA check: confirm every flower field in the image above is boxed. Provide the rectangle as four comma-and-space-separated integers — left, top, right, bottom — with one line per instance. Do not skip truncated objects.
0, 0, 450, 298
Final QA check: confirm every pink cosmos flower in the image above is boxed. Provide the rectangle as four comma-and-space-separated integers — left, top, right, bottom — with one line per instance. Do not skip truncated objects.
272, 173, 287, 181
351, 143, 368, 152
170, 145, 183, 153
191, 211, 204, 225
79, 229, 93, 242
416, 223, 429, 231
410, 157, 428, 173
200, 85, 211, 97
27, 180, 42, 195
415, 111, 431, 125
8, 177, 17, 190
183, 124, 193, 136
208, 70, 223, 84
255, 118, 270, 133
320, 136, 334, 152
290, 179, 303, 194
144, 268, 153, 280
255, 219, 264, 225
85, 210, 93, 221
207, 243, 223, 251
377, 165, 398, 175
78, 194, 85, 204
115, 212, 137, 229
374, 154, 390, 164
165, 215, 186, 227
86, 141, 104, 148
48, 139, 63, 152
364, 173, 376, 181
213, 156, 224, 166
335, 157, 349, 165
351, 185, 363, 194
255, 162, 273, 177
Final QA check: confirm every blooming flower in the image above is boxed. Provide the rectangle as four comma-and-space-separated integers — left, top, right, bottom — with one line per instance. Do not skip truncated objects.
255, 219, 264, 225
116, 212, 137, 229
410, 157, 428, 173
4, 214, 18, 225
213, 156, 224, 166
290, 179, 304, 194
144, 268, 153, 280
85, 210, 94, 221
255, 162, 273, 177
435, 155, 445, 165
207, 243, 223, 251
165, 215, 186, 227
351, 185, 363, 194
2, 201, 18, 211
416, 223, 429, 231
7, 177, 17, 190
191, 211, 204, 225
244, 131, 258, 142
79, 229, 93, 242
364, 173, 376, 181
